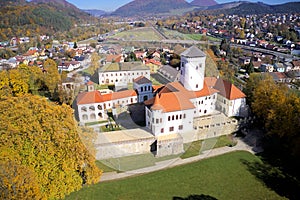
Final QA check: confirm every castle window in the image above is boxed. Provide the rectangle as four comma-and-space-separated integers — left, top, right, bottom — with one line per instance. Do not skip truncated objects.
90, 114, 96, 120
183, 114, 186, 118
98, 105, 102, 110
176, 115, 178, 120
169, 127, 174, 132
168, 116, 171, 121
161, 128, 164, 133
98, 113, 103, 118
81, 106, 87, 112
196, 84, 198, 88
82, 114, 88, 120
180, 114, 182, 119
89, 106, 95, 111
172, 115, 174, 120
179, 125, 183, 130
156, 119, 159, 124
160, 118, 162, 123
204, 110, 207, 114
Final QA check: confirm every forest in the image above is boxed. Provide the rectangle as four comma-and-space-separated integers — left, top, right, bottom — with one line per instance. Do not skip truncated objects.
0, 0, 90, 41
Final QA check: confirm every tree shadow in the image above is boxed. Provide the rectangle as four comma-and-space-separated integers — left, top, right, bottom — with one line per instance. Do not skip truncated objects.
90, 70, 99, 84
241, 158, 300, 200
173, 194, 218, 200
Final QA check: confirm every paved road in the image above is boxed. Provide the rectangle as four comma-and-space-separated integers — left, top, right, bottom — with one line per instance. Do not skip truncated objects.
100, 131, 263, 182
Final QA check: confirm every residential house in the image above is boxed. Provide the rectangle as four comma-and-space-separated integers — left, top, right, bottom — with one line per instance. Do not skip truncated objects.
274, 63, 286, 72
292, 60, 300, 70
268, 72, 291, 83
143, 58, 162, 73
239, 57, 251, 65
105, 54, 124, 64
58, 61, 81, 72
284, 62, 293, 72
260, 64, 274, 72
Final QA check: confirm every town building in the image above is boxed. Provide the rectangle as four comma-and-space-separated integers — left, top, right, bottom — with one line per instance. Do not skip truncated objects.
98, 62, 150, 85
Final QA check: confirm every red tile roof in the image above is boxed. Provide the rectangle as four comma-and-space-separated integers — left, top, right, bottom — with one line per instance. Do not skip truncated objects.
106, 54, 122, 63
145, 81, 218, 112
77, 90, 137, 105
214, 79, 246, 100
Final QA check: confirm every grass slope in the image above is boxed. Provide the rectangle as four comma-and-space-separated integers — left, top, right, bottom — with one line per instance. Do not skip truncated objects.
66, 151, 285, 200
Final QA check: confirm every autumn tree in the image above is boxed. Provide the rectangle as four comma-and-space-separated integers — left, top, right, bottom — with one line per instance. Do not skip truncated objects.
0, 148, 42, 200
43, 59, 61, 99
89, 52, 100, 74
0, 95, 102, 199
249, 74, 300, 156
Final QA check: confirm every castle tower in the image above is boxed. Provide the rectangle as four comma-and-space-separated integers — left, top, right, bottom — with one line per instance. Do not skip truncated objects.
133, 76, 153, 103
180, 46, 206, 91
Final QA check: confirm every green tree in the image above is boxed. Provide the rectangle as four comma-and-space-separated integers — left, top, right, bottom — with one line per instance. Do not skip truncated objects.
0, 95, 102, 199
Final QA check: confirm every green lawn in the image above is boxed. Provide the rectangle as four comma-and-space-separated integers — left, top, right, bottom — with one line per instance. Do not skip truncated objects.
109, 27, 164, 41
66, 151, 285, 200
181, 135, 236, 159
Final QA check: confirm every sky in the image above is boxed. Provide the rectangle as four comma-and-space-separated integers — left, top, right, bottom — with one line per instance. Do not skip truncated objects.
67, 0, 299, 11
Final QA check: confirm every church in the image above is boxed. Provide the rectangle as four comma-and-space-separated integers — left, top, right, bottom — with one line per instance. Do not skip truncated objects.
75, 46, 248, 158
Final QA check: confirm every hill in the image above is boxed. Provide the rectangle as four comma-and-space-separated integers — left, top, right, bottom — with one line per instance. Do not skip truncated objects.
195, 1, 300, 15
190, 0, 218, 7
112, 0, 192, 17
0, 0, 90, 41
31, 0, 79, 10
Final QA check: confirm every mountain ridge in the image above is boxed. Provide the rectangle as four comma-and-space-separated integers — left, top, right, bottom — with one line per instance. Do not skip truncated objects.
112, 0, 192, 17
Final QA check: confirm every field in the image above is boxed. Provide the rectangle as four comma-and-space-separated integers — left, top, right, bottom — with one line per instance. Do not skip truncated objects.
109, 27, 164, 41
66, 151, 285, 200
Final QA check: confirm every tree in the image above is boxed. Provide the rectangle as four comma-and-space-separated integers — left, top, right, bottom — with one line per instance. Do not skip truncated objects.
43, 59, 61, 98
0, 149, 42, 200
250, 75, 300, 156
89, 52, 100, 74
73, 41, 78, 49
245, 60, 254, 74
0, 95, 102, 199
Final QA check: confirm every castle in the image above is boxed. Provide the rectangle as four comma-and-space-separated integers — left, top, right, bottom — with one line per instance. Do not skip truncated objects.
76, 46, 248, 159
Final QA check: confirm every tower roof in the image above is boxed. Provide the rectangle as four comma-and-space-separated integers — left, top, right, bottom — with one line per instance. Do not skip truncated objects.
181, 46, 206, 58
134, 76, 152, 84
